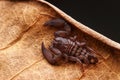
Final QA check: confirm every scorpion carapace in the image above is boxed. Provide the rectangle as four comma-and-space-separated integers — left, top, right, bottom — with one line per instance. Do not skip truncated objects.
42, 18, 99, 71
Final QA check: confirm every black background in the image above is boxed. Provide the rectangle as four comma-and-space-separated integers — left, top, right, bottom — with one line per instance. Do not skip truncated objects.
46, 0, 120, 43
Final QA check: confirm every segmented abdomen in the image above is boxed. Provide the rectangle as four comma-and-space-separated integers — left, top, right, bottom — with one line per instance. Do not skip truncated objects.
64, 39, 87, 57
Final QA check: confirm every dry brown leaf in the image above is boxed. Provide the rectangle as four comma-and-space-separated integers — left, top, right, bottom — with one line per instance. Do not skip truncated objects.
0, 0, 120, 80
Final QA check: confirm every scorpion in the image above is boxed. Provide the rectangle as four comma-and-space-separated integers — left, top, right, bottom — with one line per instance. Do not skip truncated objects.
41, 18, 99, 72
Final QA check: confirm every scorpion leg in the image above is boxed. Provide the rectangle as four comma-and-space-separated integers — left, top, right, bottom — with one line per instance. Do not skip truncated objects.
86, 46, 106, 60
69, 56, 84, 72
63, 54, 69, 63
41, 42, 62, 65
44, 19, 71, 37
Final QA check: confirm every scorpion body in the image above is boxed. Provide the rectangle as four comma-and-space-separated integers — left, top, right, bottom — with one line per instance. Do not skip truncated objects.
52, 37, 98, 64
41, 19, 99, 71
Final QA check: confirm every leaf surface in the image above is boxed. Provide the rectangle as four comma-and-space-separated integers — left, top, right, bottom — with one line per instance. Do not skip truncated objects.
0, 1, 120, 80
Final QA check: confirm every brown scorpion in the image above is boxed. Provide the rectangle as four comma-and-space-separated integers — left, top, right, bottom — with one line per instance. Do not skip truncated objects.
41, 19, 99, 72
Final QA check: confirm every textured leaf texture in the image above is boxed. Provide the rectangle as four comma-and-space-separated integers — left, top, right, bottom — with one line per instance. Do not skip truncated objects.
0, 1, 120, 80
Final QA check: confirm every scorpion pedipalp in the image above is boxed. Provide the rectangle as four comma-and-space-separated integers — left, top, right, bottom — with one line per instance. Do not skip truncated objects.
44, 18, 71, 37
41, 42, 56, 65
41, 42, 62, 65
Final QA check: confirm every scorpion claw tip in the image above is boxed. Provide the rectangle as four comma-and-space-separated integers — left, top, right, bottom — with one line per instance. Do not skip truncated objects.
43, 19, 65, 27
43, 22, 49, 26
41, 42, 56, 65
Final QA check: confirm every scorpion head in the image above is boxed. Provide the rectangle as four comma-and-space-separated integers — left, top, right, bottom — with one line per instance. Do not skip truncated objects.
52, 37, 69, 52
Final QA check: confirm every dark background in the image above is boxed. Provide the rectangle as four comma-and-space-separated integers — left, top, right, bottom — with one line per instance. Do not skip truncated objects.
46, 0, 120, 43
